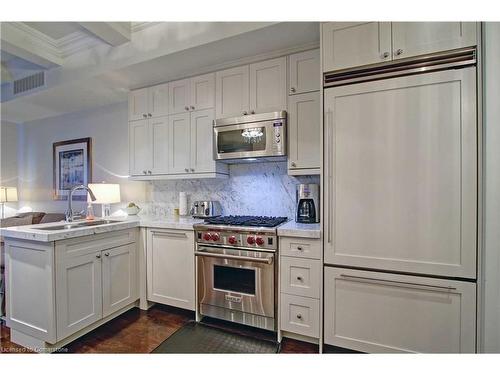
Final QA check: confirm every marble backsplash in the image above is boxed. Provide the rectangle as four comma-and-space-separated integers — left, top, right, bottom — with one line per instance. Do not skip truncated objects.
146, 162, 320, 220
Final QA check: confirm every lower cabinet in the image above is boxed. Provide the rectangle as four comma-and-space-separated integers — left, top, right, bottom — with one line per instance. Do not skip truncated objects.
147, 229, 195, 310
280, 294, 320, 338
56, 242, 139, 341
324, 266, 476, 353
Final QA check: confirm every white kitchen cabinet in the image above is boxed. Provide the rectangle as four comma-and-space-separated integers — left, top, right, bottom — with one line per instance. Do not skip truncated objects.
129, 84, 169, 121
280, 256, 321, 299
215, 65, 250, 119
129, 119, 152, 176
56, 251, 103, 340
249, 57, 287, 114
169, 78, 191, 115
147, 229, 195, 310
102, 243, 138, 317
190, 73, 215, 111
168, 112, 191, 174
392, 22, 477, 60
280, 237, 322, 260
128, 88, 149, 121
190, 109, 216, 173
322, 22, 392, 72
280, 294, 320, 339
324, 267, 476, 353
323, 67, 477, 278
288, 49, 320, 95
150, 116, 169, 175
288, 91, 320, 174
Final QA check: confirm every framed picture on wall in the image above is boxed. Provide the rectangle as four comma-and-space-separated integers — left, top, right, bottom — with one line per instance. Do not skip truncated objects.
53, 137, 92, 201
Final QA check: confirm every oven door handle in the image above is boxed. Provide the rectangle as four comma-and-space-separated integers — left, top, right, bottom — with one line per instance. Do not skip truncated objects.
194, 251, 273, 265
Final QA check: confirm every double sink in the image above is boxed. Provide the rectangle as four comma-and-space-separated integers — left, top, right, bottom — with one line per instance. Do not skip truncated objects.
36, 219, 121, 231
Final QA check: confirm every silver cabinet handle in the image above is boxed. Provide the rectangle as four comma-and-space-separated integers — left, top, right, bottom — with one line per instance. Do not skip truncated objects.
151, 230, 187, 239
195, 251, 273, 265
184, 106, 190, 111
382, 51, 390, 59
148, 113, 152, 117
290, 87, 296, 93
96, 254, 101, 259
148, 170, 152, 174
296, 246, 303, 251
142, 170, 147, 175
242, 111, 248, 115
325, 109, 333, 244
296, 276, 303, 281
339, 274, 457, 293
296, 314, 302, 319
184, 168, 189, 172
291, 161, 297, 168
395, 49, 403, 56
190, 168, 195, 172
104, 252, 110, 257
190, 106, 195, 110
250, 110, 255, 114
142, 114, 147, 118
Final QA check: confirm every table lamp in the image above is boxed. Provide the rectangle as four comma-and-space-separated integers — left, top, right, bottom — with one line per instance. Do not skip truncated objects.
0, 186, 18, 219
87, 183, 121, 218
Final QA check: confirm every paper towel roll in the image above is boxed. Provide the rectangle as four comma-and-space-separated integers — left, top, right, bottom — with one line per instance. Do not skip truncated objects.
179, 192, 188, 216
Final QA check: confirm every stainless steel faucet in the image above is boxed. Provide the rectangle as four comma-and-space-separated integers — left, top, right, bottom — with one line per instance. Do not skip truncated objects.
65, 184, 97, 222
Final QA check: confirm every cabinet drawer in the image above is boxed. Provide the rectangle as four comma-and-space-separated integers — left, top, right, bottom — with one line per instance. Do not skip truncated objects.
280, 237, 321, 259
280, 293, 319, 338
56, 229, 138, 259
324, 266, 476, 353
280, 256, 320, 298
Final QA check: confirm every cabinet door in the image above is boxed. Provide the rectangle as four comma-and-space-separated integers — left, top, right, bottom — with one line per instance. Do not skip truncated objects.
289, 49, 320, 94
129, 119, 151, 176
323, 68, 477, 278
128, 88, 149, 121
215, 65, 250, 119
288, 91, 320, 171
169, 78, 191, 115
149, 83, 169, 118
147, 229, 195, 310
168, 112, 191, 174
190, 109, 216, 173
249, 57, 287, 114
56, 252, 102, 341
191, 73, 215, 111
322, 22, 392, 72
102, 243, 138, 317
150, 116, 169, 174
324, 267, 476, 353
392, 22, 477, 60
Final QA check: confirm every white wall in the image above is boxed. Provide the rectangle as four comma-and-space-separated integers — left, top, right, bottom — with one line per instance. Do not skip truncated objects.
482, 22, 500, 353
18, 101, 146, 214
0, 120, 19, 217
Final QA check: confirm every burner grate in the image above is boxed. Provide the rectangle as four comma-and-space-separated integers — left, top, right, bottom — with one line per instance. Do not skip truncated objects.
204, 215, 287, 228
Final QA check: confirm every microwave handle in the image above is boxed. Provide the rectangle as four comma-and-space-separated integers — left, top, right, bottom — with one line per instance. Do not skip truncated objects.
194, 251, 273, 265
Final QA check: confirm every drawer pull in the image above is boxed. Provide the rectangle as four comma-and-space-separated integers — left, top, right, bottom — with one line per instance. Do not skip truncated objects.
296, 276, 303, 281
296, 314, 302, 319
296, 246, 303, 251
339, 274, 457, 293
151, 231, 187, 239
104, 252, 110, 257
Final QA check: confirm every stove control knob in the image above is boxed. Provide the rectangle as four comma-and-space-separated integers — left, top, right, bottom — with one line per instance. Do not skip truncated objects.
256, 237, 265, 246
228, 236, 237, 245
211, 233, 220, 241
246, 236, 256, 245
203, 233, 212, 241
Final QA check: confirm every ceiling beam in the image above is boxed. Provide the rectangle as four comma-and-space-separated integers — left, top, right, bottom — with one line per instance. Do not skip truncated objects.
0, 23, 63, 68
79, 22, 131, 46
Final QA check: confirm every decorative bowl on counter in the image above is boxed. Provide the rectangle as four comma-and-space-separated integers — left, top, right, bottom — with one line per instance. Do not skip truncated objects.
125, 203, 141, 216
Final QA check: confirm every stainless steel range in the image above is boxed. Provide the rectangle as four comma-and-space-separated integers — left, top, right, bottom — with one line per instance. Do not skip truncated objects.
194, 216, 288, 331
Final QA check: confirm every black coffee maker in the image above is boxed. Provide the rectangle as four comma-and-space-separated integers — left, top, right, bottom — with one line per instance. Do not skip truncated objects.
296, 184, 320, 223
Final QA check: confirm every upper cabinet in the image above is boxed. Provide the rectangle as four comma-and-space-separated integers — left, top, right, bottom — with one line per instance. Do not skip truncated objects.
216, 65, 250, 119
392, 22, 477, 60
249, 57, 287, 114
322, 22, 478, 73
169, 79, 191, 115
191, 73, 215, 111
129, 83, 169, 121
288, 49, 320, 95
322, 22, 392, 72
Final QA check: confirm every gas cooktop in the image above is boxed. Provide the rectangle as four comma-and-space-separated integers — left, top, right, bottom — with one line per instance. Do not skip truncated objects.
203, 215, 288, 228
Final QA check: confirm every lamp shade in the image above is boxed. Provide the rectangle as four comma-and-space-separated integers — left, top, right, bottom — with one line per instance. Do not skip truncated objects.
0, 186, 18, 203
87, 183, 121, 204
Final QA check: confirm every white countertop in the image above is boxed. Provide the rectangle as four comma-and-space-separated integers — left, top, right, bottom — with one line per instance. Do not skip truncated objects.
0, 215, 204, 242
277, 221, 321, 239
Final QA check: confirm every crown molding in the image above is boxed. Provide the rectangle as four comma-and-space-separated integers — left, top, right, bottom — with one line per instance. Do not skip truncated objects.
131, 22, 161, 32
57, 31, 102, 58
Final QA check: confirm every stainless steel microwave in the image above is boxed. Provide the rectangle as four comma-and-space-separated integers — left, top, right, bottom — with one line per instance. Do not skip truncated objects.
213, 111, 287, 162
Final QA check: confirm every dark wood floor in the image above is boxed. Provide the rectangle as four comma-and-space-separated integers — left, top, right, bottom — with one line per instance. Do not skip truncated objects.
1, 304, 319, 354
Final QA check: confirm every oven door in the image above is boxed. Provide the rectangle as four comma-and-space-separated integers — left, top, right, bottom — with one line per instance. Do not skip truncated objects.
214, 120, 285, 160
195, 246, 275, 319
